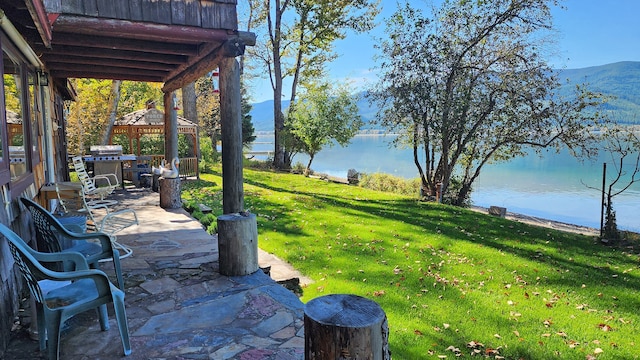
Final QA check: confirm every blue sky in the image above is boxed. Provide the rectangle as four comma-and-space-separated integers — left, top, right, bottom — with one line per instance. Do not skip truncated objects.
247, 0, 640, 103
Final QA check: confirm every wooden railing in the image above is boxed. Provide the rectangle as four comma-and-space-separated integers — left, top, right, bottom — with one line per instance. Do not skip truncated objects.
122, 155, 198, 186
177, 157, 198, 179
142, 155, 198, 179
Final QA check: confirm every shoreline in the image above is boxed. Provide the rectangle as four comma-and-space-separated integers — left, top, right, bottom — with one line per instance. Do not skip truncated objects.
469, 205, 600, 236
310, 172, 601, 237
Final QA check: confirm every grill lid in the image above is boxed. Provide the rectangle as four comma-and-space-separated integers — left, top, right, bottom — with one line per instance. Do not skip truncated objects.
90, 145, 123, 156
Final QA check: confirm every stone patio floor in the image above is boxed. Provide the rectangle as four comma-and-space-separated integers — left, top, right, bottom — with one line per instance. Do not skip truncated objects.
6, 187, 310, 359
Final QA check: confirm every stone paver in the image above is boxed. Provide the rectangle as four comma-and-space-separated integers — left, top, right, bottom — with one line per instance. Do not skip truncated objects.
5, 188, 306, 359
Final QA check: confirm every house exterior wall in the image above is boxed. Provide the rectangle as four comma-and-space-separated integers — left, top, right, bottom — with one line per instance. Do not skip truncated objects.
0, 21, 59, 356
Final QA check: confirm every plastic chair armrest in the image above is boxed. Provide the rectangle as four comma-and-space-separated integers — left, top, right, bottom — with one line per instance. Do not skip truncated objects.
44, 268, 114, 297
30, 250, 91, 271
64, 231, 114, 251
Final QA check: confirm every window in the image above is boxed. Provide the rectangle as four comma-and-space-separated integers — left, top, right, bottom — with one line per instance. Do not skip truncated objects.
2, 34, 34, 192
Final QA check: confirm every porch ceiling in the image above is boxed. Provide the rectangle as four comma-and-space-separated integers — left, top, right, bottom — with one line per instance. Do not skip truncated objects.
2, 0, 254, 92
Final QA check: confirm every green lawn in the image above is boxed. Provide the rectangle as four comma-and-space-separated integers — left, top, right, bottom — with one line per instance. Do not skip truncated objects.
182, 168, 640, 359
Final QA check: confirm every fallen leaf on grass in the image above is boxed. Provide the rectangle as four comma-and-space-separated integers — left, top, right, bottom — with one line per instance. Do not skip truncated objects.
485, 348, 500, 356
598, 324, 613, 332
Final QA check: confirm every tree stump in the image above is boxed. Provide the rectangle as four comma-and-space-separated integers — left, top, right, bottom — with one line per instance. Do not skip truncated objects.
304, 294, 390, 360
159, 177, 182, 209
217, 212, 258, 276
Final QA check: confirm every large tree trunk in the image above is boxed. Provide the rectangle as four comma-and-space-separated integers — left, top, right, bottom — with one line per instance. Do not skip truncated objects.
271, 0, 286, 170
101, 80, 121, 145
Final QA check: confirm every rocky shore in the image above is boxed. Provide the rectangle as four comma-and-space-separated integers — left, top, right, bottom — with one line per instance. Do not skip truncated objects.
470, 205, 600, 236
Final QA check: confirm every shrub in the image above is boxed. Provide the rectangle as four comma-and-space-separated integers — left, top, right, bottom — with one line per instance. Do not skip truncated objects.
358, 173, 421, 197
291, 161, 306, 174
199, 213, 217, 232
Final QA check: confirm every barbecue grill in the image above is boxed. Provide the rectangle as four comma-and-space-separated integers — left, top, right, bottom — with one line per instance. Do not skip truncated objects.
84, 146, 136, 188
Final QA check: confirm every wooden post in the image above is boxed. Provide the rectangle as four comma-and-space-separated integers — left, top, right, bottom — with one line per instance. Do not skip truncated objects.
304, 294, 390, 360
161, 91, 181, 207
163, 91, 179, 161
217, 212, 258, 276
220, 57, 243, 214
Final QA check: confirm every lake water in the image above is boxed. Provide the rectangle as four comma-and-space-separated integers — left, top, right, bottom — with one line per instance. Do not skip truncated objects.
250, 134, 640, 232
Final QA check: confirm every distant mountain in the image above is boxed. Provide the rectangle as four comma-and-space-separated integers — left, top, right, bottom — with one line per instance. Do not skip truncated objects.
250, 61, 640, 131
556, 61, 640, 124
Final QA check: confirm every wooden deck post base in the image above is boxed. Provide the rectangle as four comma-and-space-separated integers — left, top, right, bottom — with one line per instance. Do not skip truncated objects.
304, 294, 390, 360
217, 212, 258, 276
159, 177, 182, 209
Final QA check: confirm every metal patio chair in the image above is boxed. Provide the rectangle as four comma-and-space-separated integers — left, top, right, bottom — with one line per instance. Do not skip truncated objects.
20, 197, 125, 289
53, 183, 139, 259
0, 223, 131, 360
71, 156, 119, 207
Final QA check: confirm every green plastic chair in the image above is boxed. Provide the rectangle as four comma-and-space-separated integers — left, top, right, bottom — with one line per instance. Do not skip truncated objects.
20, 197, 125, 290
0, 223, 131, 360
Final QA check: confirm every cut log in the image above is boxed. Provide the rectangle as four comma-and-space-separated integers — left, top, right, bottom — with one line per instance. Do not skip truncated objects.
159, 177, 182, 209
304, 294, 390, 360
217, 212, 258, 276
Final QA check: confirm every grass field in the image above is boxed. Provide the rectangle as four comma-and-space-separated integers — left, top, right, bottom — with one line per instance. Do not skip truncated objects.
182, 167, 640, 359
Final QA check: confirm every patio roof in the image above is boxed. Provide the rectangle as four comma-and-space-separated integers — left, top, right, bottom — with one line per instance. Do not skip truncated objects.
2, 0, 255, 92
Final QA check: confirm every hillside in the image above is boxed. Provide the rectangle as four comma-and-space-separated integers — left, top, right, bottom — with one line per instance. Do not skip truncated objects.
557, 61, 640, 124
250, 61, 640, 131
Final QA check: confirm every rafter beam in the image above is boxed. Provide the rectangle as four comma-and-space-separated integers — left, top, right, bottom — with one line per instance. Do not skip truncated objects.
50, 69, 164, 83
38, 45, 188, 64
42, 54, 175, 71
51, 32, 200, 56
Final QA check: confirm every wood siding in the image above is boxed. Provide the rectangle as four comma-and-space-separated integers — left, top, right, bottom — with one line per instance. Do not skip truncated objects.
44, 0, 238, 30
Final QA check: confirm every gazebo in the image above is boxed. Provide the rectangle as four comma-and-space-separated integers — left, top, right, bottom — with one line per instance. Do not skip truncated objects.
110, 101, 198, 155
108, 101, 199, 180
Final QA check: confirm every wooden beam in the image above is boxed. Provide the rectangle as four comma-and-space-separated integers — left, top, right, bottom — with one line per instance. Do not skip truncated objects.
162, 44, 223, 93
220, 57, 243, 214
162, 38, 247, 93
39, 45, 188, 64
51, 32, 200, 56
45, 62, 170, 79
51, 15, 238, 44
42, 54, 176, 71
50, 70, 164, 82
26, 0, 53, 47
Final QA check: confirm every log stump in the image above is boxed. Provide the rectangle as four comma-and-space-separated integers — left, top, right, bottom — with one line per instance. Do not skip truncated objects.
159, 177, 182, 209
304, 294, 390, 360
217, 212, 258, 276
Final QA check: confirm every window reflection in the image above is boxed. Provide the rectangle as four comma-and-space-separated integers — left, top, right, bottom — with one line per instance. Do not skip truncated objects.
29, 71, 39, 158
3, 48, 26, 179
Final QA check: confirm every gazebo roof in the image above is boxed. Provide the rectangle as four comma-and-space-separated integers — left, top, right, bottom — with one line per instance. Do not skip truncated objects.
110, 106, 199, 156
115, 107, 197, 129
